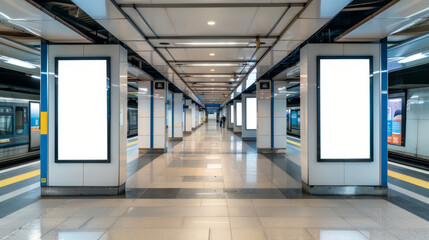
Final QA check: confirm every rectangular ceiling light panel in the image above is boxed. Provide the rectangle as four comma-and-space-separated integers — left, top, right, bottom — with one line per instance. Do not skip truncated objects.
56, 58, 110, 162
318, 57, 372, 162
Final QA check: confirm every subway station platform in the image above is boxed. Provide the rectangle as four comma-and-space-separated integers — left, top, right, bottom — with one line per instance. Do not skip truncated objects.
0, 121, 428, 240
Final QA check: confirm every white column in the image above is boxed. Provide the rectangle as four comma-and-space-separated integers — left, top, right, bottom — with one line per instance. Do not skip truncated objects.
256, 80, 287, 152
273, 81, 287, 149
184, 99, 193, 133
169, 93, 184, 140
138, 80, 167, 152
300, 43, 385, 195
191, 103, 196, 129
42, 44, 127, 195
233, 100, 242, 133
138, 81, 151, 149
167, 91, 172, 138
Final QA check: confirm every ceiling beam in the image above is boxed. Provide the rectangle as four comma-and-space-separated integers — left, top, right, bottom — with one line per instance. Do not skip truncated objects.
171, 60, 257, 63
193, 87, 234, 89
195, 90, 230, 92
120, 3, 305, 8
159, 46, 270, 49
148, 35, 278, 40
181, 73, 245, 76
189, 80, 235, 83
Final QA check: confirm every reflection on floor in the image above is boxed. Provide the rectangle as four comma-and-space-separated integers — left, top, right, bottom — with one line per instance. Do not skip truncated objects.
0, 121, 428, 240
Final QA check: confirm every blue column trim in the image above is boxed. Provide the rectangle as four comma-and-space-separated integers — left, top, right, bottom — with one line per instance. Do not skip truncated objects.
381, 43, 388, 186
172, 92, 175, 138
150, 81, 154, 149
271, 80, 274, 149
40, 44, 48, 187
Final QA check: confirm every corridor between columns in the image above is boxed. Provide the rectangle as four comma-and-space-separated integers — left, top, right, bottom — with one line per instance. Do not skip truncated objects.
126, 119, 302, 194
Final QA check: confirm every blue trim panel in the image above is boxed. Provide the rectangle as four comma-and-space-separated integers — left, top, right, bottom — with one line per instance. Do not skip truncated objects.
172, 92, 175, 138
40, 44, 48, 187
184, 101, 187, 131
381, 43, 388, 186
0, 141, 29, 149
150, 81, 154, 149
271, 80, 274, 149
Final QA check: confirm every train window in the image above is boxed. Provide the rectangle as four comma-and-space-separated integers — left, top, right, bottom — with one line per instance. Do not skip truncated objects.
23, 107, 28, 123
15, 107, 24, 135
0, 106, 13, 137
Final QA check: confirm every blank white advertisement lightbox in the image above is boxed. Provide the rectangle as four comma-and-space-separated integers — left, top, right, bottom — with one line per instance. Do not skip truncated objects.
318, 57, 372, 162
231, 105, 234, 124
246, 98, 257, 130
236, 102, 242, 126
56, 58, 110, 162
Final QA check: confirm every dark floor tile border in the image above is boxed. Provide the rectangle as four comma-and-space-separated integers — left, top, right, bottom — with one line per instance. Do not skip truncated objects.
387, 189, 429, 221
127, 153, 162, 178
166, 151, 258, 154
260, 153, 302, 183
129, 188, 394, 200
0, 188, 41, 218
182, 176, 224, 182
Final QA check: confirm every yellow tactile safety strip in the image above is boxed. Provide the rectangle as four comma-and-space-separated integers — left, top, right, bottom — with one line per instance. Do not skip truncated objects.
287, 139, 301, 147
127, 141, 138, 146
0, 170, 40, 188
388, 170, 429, 189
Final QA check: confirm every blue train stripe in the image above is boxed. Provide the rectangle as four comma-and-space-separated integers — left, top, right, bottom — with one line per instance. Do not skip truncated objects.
0, 142, 29, 149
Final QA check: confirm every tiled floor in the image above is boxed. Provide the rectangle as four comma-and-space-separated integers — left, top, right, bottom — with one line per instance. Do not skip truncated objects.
0, 121, 428, 240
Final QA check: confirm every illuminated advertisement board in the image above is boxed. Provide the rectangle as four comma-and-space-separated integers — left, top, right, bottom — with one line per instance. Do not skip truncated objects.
388, 93, 406, 146
236, 102, 242, 126
318, 56, 373, 162
55, 57, 110, 163
231, 105, 234, 124
246, 97, 257, 130
29, 102, 40, 151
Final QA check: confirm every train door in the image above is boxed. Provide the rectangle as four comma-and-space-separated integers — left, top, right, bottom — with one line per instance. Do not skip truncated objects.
29, 102, 40, 151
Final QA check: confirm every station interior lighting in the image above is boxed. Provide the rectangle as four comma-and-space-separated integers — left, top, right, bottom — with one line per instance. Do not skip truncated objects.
0, 55, 37, 69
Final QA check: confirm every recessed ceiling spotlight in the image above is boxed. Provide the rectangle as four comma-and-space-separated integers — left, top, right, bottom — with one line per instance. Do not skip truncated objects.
210, 69, 215, 72
211, 79, 214, 81
209, 53, 215, 56
207, 21, 216, 26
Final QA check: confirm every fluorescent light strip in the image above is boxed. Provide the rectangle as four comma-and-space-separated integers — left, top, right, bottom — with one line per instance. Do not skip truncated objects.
181, 63, 242, 67
398, 53, 429, 63
176, 42, 249, 46
189, 75, 233, 78
0, 12, 11, 20
0, 56, 38, 69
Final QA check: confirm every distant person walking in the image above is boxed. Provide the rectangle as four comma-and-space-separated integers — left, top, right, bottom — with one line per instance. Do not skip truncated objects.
221, 115, 226, 128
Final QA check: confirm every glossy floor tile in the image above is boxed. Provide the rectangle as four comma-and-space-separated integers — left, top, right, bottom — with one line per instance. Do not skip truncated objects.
0, 121, 427, 240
